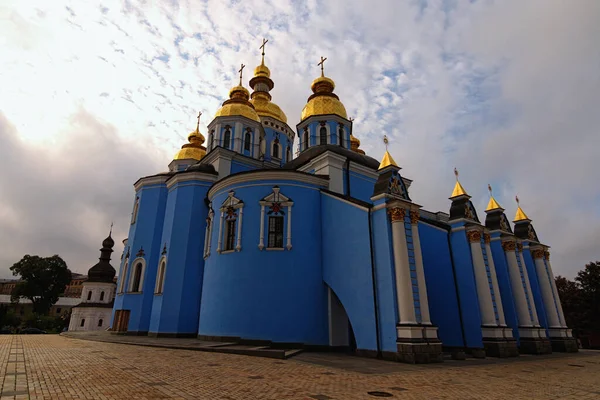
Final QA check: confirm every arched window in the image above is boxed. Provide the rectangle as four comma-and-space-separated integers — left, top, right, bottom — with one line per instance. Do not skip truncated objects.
155, 258, 167, 294
225, 219, 236, 251
131, 197, 139, 224
339, 125, 344, 147
303, 128, 309, 150
223, 128, 231, 149
272, 142, 280, 159
87, 291, 92, 301
118, 257, 129, 294
131, 262, 143, 292
244, 131, 251, 151
100, 291, 105, 301
319, 126, 327, 145
286, 146, 292, 162
80, 319, 85, 327
98, 319, 103, 327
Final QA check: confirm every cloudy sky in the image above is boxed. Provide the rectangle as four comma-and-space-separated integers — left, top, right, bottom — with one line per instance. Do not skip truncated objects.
0, 0, 598, 278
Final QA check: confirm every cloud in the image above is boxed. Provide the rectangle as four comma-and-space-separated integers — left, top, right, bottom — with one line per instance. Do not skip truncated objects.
0, 0, 598, 278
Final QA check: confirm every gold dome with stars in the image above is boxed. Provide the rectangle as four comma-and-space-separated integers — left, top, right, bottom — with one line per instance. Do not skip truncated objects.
174, 112, 207, 161
214, 64, 261, 123
301, 57, 348, 122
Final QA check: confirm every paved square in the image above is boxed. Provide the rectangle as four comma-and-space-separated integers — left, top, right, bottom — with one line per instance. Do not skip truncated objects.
0, 335, 599, 399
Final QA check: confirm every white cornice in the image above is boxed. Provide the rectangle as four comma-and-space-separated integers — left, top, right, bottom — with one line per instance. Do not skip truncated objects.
202, 147, 233, 165
321, 191, 369, 211
166, 172, 219, 189
208, 171, 328, 200
134, 175, 169, 192
348, 162, 378, 179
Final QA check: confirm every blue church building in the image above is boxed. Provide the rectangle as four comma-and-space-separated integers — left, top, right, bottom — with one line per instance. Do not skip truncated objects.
111, 47, 577, 363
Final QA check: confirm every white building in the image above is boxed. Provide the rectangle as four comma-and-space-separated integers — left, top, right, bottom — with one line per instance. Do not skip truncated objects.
68, 233, 116, 332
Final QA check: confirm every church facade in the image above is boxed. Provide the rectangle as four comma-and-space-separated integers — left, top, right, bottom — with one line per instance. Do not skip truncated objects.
111, 47, 576, 363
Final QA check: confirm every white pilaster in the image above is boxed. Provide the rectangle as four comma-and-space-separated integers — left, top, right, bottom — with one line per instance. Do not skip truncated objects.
504, 243, 533, 327
389, 207, 416, 325
467, 230, 497, 327
286, 206, 292, 250
409, 211, 431, 325
532, 249, 561, 328
235, 208, 243, 251
484, 235, 506, 326
545, 254, 567, 327
217, 211, 224, 253
234, 122, 243, 153
258, 205, 265, 250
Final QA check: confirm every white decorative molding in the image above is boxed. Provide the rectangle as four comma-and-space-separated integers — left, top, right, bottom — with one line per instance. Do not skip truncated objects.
204, 207, 214, 259
128, 257, 147, 293
134, 175, 170, 192
208, 171, 328, 201
154, 256, 167, 294
166, 172, 219, 189
218, 191, 244, 253
117, 255, 129, 294
258, 187, 294, 250
321, 191, 369, 211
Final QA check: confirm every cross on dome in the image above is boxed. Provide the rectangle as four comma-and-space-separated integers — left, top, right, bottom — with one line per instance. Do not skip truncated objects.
260, 38, 268, 64
318, 56, 327, 77
238, 63, 246, 85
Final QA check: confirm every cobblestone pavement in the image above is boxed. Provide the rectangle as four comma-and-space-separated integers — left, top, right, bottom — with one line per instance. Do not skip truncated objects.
0, 335, 599, 400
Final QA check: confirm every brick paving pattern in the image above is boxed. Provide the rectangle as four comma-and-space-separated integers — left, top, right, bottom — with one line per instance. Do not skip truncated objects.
0, 335, 599, 399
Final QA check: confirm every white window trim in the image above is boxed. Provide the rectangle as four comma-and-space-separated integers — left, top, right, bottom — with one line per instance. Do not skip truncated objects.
217, 191, 244, 253
118, 256, 129, 294
302, 128, 309, 151
155, 256, 167, 294
338, 124, 346, 148
204, 208, 215, 259
258, 187, 294, 250
131, 197, 139, 224
271, 141, 282, 160
128, 257, 146, 293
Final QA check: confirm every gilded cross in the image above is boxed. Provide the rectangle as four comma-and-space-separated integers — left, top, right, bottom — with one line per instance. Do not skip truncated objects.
488, 184, 493, 196
260, 38, 268, 63
109, 222, 113, 235
238, 63, 246, 85
349, 117, 355, 123
196, 111, 202, 130
317, 56, 327, 77
515, 195, 520, 205
383, 135, 389, 150
454, 167, 459, 180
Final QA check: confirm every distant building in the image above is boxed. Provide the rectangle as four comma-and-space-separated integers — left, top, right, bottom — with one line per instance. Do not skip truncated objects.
68, 233, 117, 332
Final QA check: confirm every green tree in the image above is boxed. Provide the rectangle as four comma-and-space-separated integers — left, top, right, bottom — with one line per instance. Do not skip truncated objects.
575, 261, 600, 331
10, 255, 72, 315
555, 275, 584, 334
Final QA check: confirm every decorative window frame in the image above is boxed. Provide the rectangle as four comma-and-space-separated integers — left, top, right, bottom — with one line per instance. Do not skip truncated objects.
258, 186, 294, 250
154, 255, 167, 295
131, 196, 140, 224
243, 129, 252, 152
204, 206, 215, 259
128, 257, 146, 293
217, 191, 244, 253
118, 254, 129, 294
318, 121, 333, 145
286, 146, 292, 163
222, 125, 232, 149
271, 141, 282, 160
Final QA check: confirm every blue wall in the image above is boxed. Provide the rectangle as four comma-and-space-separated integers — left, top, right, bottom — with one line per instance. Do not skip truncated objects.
489, 237, 519, 342
345, 170, 376, 203
149, 178, 212, 335
321, 194, 377, 351
448, 224, 484, 349
522, 244, 549, 330
370, 202, 399, 353
198, 178, 328, 344
419, 222, 464, 348
114, 182, 168, 333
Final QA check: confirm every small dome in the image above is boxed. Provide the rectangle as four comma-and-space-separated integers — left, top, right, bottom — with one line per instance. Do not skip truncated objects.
87, 234, 116, 283
102, 235, 114, 249
215, 84, 261, 123
350, 134, 365, 155
174, 119, 207, 161
301, 75, 347, 122
254, 64, 270, 78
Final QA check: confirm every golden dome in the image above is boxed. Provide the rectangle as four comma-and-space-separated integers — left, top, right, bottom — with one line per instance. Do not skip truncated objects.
254, 63, 270, 78
301, 75, 347, 122
174, 118, 206, 161
350, 134, 365, 154
378, 150, 398, 170
215, 84, 261, 123
250, 92, 287, 123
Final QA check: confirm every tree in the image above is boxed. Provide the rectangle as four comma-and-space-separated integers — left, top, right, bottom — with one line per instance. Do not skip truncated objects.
555, 275, 584, 334
575, 261, 600, 331
10, 255, 72, 315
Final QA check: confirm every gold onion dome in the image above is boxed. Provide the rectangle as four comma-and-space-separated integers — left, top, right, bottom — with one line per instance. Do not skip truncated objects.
450, 168, 469, 198
215, 64, 261, 122
350, 134, 365, 155
301, 57, 347, 121
248, 38, 287, 123
485, 184, 503, 211
174, 112, 207, 161
514, 195, 530, 221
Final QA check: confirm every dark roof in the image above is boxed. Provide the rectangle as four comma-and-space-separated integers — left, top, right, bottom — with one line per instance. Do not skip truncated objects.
73, 301, 114, 309
87, 234, 117, 283
320, 189, 372, 209
283, 145, 380, 171
185, 163, 218, 174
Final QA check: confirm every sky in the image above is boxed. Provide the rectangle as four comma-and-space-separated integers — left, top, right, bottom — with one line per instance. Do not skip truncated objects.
0, 0, 598, 279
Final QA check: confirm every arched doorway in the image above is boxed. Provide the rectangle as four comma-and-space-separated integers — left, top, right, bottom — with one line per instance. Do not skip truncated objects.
327, 287, 356, 352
